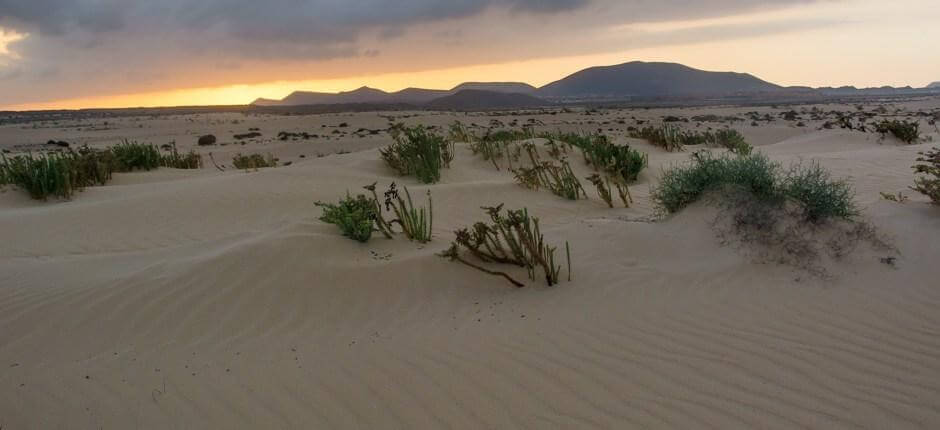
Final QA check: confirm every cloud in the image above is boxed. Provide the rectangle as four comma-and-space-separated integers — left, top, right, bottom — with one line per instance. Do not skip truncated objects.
0, 0, 832, 105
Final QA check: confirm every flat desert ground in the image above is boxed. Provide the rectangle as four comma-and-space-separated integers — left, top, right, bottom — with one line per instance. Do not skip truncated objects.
2, 99, 940, 429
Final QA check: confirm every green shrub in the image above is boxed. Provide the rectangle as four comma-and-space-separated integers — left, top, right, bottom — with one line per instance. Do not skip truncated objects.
911, 147, 940, 204
380, 124, 454, 184
440, 204, 571, 287
160, 145, 203, 169
713, 128, 753, 155
232, 153, 277, 170
315, 193, 378, 242
549, 132, 648, 183
783, 162, 857, 222
0, 152, 77, 200
652, 152, 856, 223
875, 120, 920, 144
111, 140, 161, 171
629, 125, 686, 152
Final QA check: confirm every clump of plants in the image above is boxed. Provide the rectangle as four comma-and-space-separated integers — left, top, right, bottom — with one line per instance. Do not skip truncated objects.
586, 173, 631, 208
629, 125, 686, 152
159, 143, 202, 169
911, 147, 940, 204
366, 182, 433, 243
232, 153, 277, 170
380, 124, 454, 184
652, 151, 856, 223
512, 160, 586, 200
875, 120, 920, 144
315, 193, 378, 243
439, 204, 571, 287
712, 128, 753, 155
549, 132, 647, 183
111, 140, 161, 171
318, 182, 434, 243
0, 152, 80, 200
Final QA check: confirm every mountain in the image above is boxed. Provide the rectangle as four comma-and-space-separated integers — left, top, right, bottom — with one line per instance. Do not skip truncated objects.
537, 61, 782, 99
253, 82, 540, 107
450, 82, 537, 94
425, 90, 549, 110
929, 82, 940, 89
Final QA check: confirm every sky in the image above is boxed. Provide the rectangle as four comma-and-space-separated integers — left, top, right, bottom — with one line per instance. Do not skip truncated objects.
0, 0, 938, 111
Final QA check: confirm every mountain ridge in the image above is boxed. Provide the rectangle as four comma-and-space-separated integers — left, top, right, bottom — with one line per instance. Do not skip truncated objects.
251, 61, 940, 107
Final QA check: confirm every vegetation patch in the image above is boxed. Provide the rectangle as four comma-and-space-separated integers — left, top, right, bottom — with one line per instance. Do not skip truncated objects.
652, 151, 856, 223
911, 147, 940, 204
380, 124, 454, 184
315, 193, 378, 243
440, 204, 571, 287
875, 120, 920, 144
232, 153, 278, 170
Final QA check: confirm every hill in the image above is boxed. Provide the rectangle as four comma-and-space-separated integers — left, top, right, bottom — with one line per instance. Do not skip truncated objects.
451, 82, 537, 94
425, 90, 549, 110
537, 61, 782, 99
929, 82, 940, 89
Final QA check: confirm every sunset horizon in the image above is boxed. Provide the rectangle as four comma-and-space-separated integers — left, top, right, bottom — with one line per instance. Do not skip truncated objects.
2, 0, 938, 111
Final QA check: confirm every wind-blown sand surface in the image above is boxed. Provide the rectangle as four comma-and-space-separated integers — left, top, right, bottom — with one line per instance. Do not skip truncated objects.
2, 101, 940, 428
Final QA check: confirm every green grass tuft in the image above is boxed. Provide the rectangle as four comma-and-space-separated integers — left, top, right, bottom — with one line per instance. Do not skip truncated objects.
380, 124, 454, 184
315, 193, 378, 243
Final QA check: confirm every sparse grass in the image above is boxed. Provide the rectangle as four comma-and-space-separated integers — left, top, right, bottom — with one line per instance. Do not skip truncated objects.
232, 153, 277, 170
375, 182, 433, 243
440, 204, 571, 287
875, 119, 920, 144
0, 152, 79, 200
159, 143, 202, 169
713, 128, 753, 155
380, 124, 453, 184
512, 160, 586, 200
652, 151, 856, 223
911, 147, 940, 204
111, 140, 161, 171
629, 125, 686, 152
550, 132, 647, 183
315, 193, 378, 243
586, 173, 613, 208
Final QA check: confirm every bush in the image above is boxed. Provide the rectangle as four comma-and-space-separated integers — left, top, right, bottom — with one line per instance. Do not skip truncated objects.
713, 128, 753, 155
232, 153, 277, 170
380, 124, 453, 184
0, 148, 116, 200
911, 147, 940, 204
160, 144, 202, 169
652, 152, 856, 223
440, 204, 571, 287
315, 193, 378, 242
552, 132, 647, 183
629, 125, 685, 152
111, 140, 161, 171
783, 162, 857, 222
875, 120, 920, 144
0, 152, 78, 200
197, 135, 217, 146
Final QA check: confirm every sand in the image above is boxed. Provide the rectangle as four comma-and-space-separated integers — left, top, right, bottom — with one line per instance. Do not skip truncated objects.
1, 100, 940, 429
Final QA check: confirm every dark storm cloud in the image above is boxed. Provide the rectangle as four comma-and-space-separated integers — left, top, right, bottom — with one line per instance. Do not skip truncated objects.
0, 0, 833, 105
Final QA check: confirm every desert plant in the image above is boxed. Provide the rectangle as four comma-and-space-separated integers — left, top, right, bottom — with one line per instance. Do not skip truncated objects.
0, 152, 77, 200
381, 124, 453, 184
448, 121, 475, 143
713, 128, 753, 155
880, 191, 909, 203
652, 151, 856, 223
782, 162, 857, 222
111, 140, 161, 171
440, 204, 571, 287
586, 173, 614, 208
911, 147, 940, 204
629, 125, 685, 152
552, 132, 647, 183
875, 120, 920, 144
232, 153, 277, 170
315, 193, 378, 243
512, 160, 586, 200
381, 183, 433, 243
159, 143, 202, 169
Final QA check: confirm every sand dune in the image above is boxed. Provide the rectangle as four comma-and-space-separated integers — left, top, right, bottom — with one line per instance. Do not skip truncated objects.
1, 102, 940, 428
